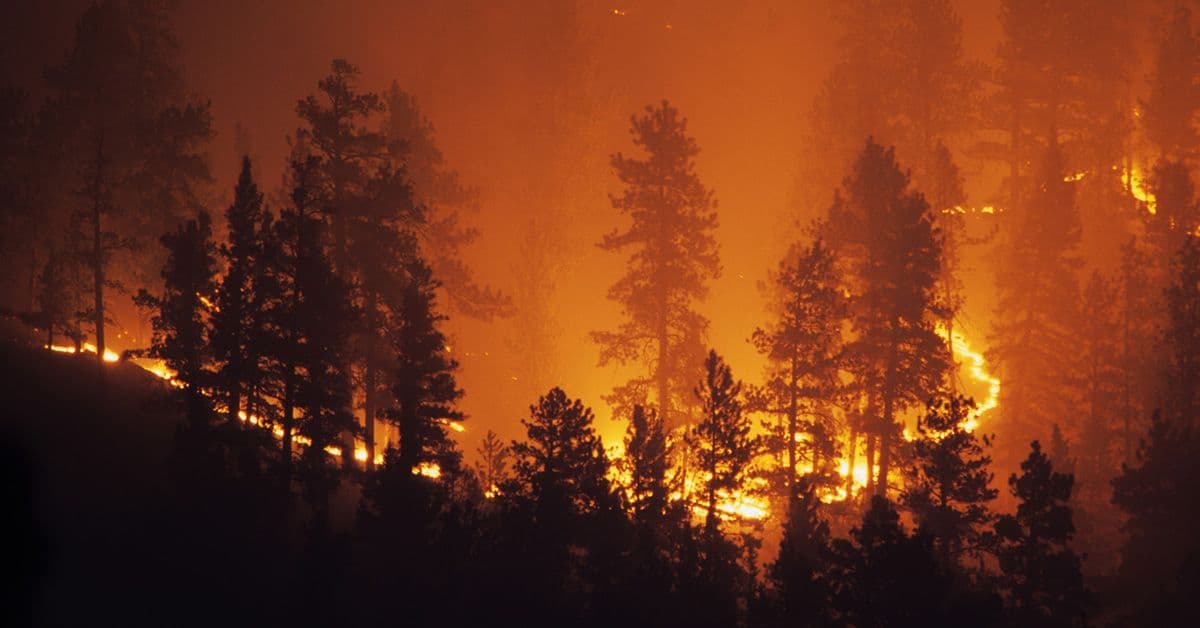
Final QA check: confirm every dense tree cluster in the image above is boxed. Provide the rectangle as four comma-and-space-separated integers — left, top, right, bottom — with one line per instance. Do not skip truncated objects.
4, 2, 1200, 626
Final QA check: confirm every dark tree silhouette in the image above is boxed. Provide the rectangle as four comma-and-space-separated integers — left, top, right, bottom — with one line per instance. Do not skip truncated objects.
1109, 236, 1200, 622
903, 394, 997, 566
510, 387, 613, 520
473, 429, 510, 497
690, 350, 759, 627
829, 496, 955, 627
623, 404, 670, 524
995, 441, 1087, 628
135, 211, 217, 422
766, 478, 834, 627
752, 236, 847, 501
44, 1, 211, 364
507, 387, 618, 623
693, 350, 759, 536
825, 138, 947, 496
1111, 411, 1200, 625
386, 256, 464, 476
592, 100, 720, 427
296, 59, 421, 469
259, 157, 358, 498
211, 157, 266, 425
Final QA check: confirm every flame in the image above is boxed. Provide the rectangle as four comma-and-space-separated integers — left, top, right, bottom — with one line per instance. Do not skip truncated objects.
1123, 165, 1156, 214
47, 342, 119, 363
671, 476, 771, 522
354, 447, 386, 466
945, 205, 999, 215
935, 324, 1000, 432
414, 461, 442, 479
440, 418, 466, 433
1063, 171, 1087, 183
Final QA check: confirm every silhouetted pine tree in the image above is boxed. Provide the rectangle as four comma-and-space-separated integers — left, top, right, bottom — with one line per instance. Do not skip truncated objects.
297, 59, 421, 469
289, 204, 357, 511
995, 441, 1087, 627
386, 256, 464, 476
36, 246, 82, 350
752, 236, 847, 501
211, 157, 265, 426
357, 258, 465, 625
691, 350, 759, 627
903, 394, 998, 566
473, 429, 510, 497
592, 100, 720, 427
828, 496, 956, 627
825, 138, 947, 496
617, 403, 691, 626
694, 350, 759, 537
508, 387, 617, 623
135, 211, 217, 423
44, 1, 211, 363
259, 157, 357, 500
765, 478, 834, 627
1111, 411, 1200, 624
1108, 235, 1200, 622
624, 404, 670, 523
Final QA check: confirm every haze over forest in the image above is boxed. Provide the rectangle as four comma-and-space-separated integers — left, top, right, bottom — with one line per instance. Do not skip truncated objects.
3, 1, 1200, 626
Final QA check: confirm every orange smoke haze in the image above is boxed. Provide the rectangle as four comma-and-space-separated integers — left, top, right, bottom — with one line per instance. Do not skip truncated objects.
3, 0, 1007, 455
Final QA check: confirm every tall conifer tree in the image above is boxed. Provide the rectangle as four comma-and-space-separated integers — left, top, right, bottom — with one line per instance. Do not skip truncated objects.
592, 101, 720, 427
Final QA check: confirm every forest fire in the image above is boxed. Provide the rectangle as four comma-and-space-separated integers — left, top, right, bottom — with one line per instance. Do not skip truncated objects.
1124, 164, 1157, 214
937, 326, 1000, 432
6, 1, 1200, 625
46, 342, 119, 363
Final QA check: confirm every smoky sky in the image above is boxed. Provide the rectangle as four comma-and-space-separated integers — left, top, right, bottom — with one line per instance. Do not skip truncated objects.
2, 0, 1006, 449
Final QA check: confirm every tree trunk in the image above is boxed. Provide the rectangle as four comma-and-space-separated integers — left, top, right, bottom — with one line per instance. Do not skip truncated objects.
228, 382, 242, 427
657, 291, 670, 427
282, 365, 295, 488
787, 356, 798, 505
364, 357, 377, 472
865, 433, 876, 496
363, 287, 379, 471
846, 426, 858, 497
878, 392, 894, 498
92, 183, 105, 367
